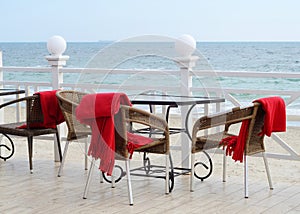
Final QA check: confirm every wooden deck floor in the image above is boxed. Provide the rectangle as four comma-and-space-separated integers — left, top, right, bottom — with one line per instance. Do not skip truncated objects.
1, 138, 300, 214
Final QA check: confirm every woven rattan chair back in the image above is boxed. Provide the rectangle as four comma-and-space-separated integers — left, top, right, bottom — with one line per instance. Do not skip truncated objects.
246, 102, 265, 155
26, 95, 44, 125
56, 90, 90, 141
191, 102, 264, 154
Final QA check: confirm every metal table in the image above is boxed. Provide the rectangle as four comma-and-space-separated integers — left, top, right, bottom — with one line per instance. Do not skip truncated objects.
130, 93, 225, 138
0, 89, 26, 160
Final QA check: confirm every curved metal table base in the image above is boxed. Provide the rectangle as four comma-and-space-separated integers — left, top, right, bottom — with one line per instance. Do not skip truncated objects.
193, 151, 213, 181
102, 152, 176, 193
101, 150, 213, 191
0, 89, 25, 161
162, 103, 214, 181
0, 134, 15, 161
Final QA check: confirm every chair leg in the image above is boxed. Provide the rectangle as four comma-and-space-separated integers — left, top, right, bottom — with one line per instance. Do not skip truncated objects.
98, 159, 104, 183
99, 159, 104, 183
57, 140, 70, 177
125, 159, 133, 206
84, 137, 88, 170
190, 153, 195, 192
99, 172, 104, 183
55, 132, 62, 161
27, 136, 33, 174
83, 158, 95, 199
111, 172, 116, 188
244, 154, 249, 198
223, 149, 227, 182
262, 152, 273, 190
165, 153, 169, 194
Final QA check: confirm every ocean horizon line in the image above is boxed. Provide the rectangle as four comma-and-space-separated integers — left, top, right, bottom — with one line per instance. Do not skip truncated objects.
1, 40, 300, 44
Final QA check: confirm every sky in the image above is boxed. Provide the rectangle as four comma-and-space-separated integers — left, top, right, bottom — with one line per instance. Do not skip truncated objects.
0, 0, 299, 42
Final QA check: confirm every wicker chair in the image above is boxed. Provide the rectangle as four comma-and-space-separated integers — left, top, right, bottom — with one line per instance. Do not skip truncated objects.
56, 90, 91, 177
0, 95, 62, 173
190, 102, 273, 198
83, 104, 170, 206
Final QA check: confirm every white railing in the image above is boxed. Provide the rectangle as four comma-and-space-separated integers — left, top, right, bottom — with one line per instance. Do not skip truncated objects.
0, 51, 299, 162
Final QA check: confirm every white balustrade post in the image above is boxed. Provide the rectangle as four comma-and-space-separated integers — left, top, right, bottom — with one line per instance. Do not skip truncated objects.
174, 35, 199, 168
45, 35, 69, 162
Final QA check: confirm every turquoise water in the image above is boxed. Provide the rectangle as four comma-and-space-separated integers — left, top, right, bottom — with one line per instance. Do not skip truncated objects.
1, 42, 299, 71
201, 42, 300, 72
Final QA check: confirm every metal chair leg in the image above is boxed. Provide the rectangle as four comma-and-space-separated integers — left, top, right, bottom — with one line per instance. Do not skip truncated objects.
244, 154, 249, 198
27, 136, 33, 174
57, 141, 70, 177
111, 173, 115, 188
165, 153, 169, 194
55, 132, 62, 161
262, 152, 273, 190
190, 153, 195, 192
125, 160, 133, 206
99, 171, 104, 183
223, 149, 227, 182
84, 137, 88, 170
83, 158, 95, 199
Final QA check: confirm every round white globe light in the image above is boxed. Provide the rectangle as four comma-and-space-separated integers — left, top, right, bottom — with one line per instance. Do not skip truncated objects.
47, 35, 67, 56
175, 34, 196, 57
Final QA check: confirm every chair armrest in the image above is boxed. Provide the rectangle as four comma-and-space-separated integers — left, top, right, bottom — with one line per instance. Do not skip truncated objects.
120, 105, 169, 136
0, 95, 43, 125
192, 110, 233, 133
192, 104, 259, 142
0, 96, 34, 109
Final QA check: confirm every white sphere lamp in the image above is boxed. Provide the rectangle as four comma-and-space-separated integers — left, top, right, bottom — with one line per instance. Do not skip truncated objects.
175, 34, 196, 57
47, 35, 67, 56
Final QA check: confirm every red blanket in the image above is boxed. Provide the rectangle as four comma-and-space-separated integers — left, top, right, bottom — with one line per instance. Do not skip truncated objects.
18, 90, 65, 129
76, 93, 155, 175
220, 120, 250, 162
127, 132, 154, 158
253, 96, 286, 136
75, 93, 133, 175
220, 96, 286, 162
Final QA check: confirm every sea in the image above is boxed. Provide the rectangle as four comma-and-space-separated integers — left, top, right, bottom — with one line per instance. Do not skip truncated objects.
1, 41, 300, 70
0, 41, 299, 115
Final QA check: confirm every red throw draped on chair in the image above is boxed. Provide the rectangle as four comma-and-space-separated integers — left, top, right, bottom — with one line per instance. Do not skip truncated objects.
75, 93, 132, 175
253, 96, 286, 136
76, 93, 155, 175
127, 132, 153, 158
220, 96, 286, 162
18, 90, 65, 129
220, 119, 250, 162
